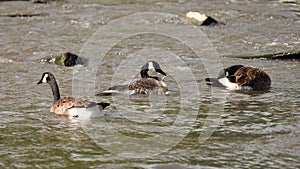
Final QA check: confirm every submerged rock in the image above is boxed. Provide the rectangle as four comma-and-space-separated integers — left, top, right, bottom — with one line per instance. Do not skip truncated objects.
0, 13, 48, 17
227, 50, 300, 59
32, 0, 54, 3
279, 0, 298, 4
183, 12, 220, 26
41, 52, 86, 67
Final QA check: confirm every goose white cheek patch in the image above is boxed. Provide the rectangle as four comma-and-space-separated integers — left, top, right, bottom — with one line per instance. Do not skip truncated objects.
218, 77, 240, 90
42, 74, 49, 83
148, 62, 155, 71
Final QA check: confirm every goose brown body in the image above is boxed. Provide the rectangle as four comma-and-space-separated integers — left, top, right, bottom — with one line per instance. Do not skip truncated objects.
49, 96, 104, 116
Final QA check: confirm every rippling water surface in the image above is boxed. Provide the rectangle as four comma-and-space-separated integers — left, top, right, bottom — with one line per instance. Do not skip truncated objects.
0, 0, 299, 168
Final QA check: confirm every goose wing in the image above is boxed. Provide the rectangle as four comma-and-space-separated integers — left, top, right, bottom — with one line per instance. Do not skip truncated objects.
128, 78, 160, 94
108, 79, 134, 90
50, 97, 76, 115
74, 96, 110, 109
95, 79, 138, 96
234, 67, 271, 90
74, 96, 97, 108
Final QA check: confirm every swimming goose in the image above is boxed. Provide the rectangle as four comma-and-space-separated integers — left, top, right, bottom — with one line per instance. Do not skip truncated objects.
37, 72, 110, 118
205, 65, 271, 90
96, 61, 168, 96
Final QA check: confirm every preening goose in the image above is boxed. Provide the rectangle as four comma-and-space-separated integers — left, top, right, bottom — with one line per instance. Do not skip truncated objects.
205, 65, 271, 90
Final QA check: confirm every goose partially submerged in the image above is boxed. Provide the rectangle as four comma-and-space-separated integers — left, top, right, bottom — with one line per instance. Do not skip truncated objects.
96, 61, 168, 96
37, 72, 109, 118
205, 65, 271, 90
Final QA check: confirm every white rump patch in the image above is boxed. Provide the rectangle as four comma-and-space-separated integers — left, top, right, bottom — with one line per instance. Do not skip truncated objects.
218, 77, 240, 90
148, 61, 155, 71
68, 108, 79, 117
103, 90, 119, 94
68, 107, 102, 119
42, 73, 49, 83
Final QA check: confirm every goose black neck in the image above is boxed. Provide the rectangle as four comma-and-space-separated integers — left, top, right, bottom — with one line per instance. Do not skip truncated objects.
48, 75, 61, 103
140, 69, 160, 81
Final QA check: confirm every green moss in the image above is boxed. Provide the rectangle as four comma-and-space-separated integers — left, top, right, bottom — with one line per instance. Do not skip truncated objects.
53, 53, 67, 66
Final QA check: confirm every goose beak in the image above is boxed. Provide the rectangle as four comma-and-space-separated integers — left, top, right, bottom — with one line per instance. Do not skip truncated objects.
162, 75, 168, 81
37, 80, 42, 84
156, 69, 167, 76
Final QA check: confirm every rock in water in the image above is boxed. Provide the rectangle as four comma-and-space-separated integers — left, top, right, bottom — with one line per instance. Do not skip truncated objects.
62, 52, 78, 67
41, 52, 85, 67
183, 11, 219, 26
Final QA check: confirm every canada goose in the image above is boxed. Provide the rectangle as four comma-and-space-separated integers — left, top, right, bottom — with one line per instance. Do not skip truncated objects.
96, 61, 168, 96
205, 65, 271, 90
37, 72, 110, 118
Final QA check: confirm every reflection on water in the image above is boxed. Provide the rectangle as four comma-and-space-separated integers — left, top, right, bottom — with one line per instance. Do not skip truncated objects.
0, 0, 299, 168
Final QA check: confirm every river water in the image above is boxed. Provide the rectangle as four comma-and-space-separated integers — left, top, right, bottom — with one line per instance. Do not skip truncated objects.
0, 0, 299, 168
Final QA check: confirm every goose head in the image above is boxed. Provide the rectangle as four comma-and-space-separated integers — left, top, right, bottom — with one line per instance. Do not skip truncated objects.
37, 72, 53, 84
140, 61, 167, 81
